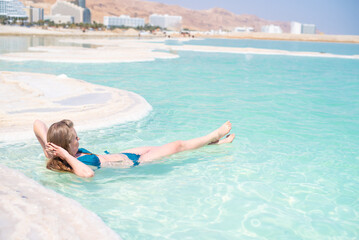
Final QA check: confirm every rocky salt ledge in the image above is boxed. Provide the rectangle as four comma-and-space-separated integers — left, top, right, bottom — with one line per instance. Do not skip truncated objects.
0, 164, 121, 240
0, 71, 152, 142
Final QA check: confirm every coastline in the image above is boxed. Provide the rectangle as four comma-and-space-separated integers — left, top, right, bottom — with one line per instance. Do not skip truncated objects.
197, 32, 359, 44
0, 41, 179, 63
1, 37, 357, 64
1, 25, 359, 44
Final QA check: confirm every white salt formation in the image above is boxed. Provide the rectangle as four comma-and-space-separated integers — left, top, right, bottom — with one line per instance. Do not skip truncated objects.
169, 45, 359, 59
0, 164, 121, 240
0, 39, 178, 63
0, 71, 152, 141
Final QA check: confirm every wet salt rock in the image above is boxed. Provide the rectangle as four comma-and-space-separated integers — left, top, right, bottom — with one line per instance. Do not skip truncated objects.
0, 165, 121, 240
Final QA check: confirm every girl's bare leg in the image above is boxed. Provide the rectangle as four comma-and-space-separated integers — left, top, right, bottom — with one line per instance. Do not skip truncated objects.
121, 146, 155, 155
139, 121, 232, 163
120, 134, 235, 156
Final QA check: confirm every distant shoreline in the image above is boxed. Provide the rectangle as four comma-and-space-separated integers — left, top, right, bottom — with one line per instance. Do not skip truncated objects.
199, 32, 359, 44
1, 25, 359, 44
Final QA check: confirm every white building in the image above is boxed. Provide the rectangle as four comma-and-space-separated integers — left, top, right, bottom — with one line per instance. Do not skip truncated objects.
51, 0, 90, 23
302, 24, 316, 34
291, 21, 302, 34
104, 15, 145, 28
149, 14, 182, 30
0, 0, 27, 18
32, 7, 44, 22
261, 24, 283, 34
24, 6, 44, 22
45, 14, 73, 24
234, 26, 254, 33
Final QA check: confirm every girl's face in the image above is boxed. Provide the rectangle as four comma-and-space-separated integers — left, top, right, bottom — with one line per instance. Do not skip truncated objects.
68, 128, 80, 156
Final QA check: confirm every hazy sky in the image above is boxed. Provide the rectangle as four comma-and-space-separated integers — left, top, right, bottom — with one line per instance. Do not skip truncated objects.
145, 0, 359, 35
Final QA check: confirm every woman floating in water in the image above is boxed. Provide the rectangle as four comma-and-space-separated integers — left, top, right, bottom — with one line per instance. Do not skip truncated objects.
34, 119, 235, 178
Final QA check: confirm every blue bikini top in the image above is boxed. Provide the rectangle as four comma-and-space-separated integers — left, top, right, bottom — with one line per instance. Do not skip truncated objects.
77, 148, 101, 168
76, 148, 140, 168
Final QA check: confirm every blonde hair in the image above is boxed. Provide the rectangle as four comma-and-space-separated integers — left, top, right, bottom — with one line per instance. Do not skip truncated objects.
46, 119, 76, 173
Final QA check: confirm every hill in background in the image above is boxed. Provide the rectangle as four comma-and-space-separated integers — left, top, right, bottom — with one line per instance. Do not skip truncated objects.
22, 0, 290, 32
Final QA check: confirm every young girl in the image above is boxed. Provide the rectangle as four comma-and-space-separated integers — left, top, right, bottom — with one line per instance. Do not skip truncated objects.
34, 119, 235, 178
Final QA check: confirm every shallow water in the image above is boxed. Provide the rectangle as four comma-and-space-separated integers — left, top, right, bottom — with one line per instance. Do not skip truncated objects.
1, 37, 359, 239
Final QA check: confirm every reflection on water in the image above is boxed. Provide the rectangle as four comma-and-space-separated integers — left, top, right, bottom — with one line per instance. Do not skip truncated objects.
0, 36, 49, 54
0, 36, 98, 54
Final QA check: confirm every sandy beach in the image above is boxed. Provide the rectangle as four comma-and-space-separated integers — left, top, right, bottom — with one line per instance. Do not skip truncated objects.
208, 32, 359, 44
1, 25, 359, 43
0, 25, 120, 37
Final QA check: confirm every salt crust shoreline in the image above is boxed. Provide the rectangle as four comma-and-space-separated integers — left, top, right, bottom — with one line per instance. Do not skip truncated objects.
58, 38, 359, 60
0, 71, 152, 142
0, 164, 121, 240
0, 38, 357, 63
170, 45, 359, 60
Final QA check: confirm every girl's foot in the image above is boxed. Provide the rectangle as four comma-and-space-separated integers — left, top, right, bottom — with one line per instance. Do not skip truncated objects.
210, 121, 231, 142
218, 134, 235, 144
210, 134, 235, 145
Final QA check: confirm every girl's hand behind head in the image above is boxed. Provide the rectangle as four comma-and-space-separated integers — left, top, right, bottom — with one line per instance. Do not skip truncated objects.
47, 142, 70, 160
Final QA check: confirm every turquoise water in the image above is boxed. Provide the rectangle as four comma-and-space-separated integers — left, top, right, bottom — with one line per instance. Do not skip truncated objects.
1, 37, 359, 239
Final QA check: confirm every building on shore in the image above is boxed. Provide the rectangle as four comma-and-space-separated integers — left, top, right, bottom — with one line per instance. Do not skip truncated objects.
291, 21, 316, 34
31, 7, 43, 22
149, 14, 182, 31
0, 0, 27, 19
24, 6, 44, 22
104, 15, 145, 28
261, 24, 283, 34
302, 24, 316, 34
51, 0, 91, 24
291, 21, 302, 34
234, 26, 254, 33
44, 13, 73, 24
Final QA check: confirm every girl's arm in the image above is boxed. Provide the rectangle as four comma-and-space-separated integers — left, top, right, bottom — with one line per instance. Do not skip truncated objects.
47, 142, 95, 178
33, 120, 52, 158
